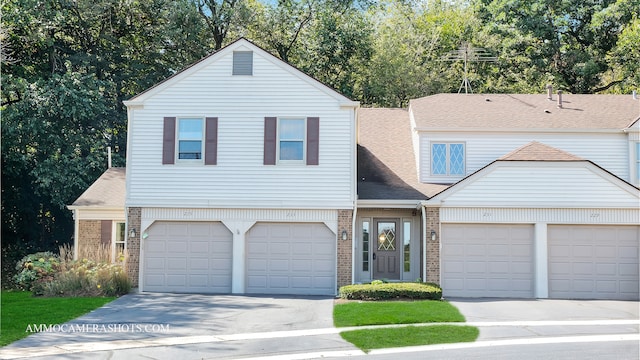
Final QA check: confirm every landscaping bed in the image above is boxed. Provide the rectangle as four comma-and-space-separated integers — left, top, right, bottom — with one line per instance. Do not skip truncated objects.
335, 282, 478, 352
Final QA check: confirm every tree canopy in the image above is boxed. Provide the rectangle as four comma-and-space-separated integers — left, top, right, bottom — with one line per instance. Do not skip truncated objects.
2, 0, 638, 284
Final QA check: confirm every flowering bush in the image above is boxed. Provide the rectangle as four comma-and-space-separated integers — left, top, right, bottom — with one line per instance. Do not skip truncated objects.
13, 252, 61, 293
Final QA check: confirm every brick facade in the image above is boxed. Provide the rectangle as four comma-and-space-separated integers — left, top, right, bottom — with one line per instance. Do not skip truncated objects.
337, 209, 353, 289
126, 207, 142, 287
77, 220, 102, 258
425, 207, 440, 284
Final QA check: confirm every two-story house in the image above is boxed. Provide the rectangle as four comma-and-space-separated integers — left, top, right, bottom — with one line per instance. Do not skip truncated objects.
69, 38, 640, 300
356, 93, 640, 300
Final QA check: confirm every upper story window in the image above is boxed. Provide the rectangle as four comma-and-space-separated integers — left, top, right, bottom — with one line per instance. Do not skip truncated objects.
431, 142, 465, 176
178, 118, 204, 160
279, 119, 305, 161
233, 51, 253, 75
264, 117, 319, 165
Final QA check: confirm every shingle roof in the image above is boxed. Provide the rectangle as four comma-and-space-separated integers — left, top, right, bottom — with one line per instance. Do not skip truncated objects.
410, 93, 640, 130
71, 167, 126, 208
357, 108, 449, 200
499, 141, 584, 161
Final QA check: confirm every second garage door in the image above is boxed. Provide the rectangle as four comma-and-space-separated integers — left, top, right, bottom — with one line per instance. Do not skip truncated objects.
246, 223, 336, 295
548, 225, 639, 300
143, 221, 233, 293
441, 224, 534, 298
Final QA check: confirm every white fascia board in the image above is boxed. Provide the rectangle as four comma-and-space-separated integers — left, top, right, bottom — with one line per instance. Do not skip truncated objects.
125, 200, 354, 210
356, 199, 423, 209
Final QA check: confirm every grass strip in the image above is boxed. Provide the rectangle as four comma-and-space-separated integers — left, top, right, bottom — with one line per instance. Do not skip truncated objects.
1, 291, 115, 346
334, 300, 465, 327
340, 325, 479, 352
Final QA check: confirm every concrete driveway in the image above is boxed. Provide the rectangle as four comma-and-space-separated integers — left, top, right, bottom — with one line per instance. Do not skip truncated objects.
2, 293, 356, 359
2, 295, 638, 360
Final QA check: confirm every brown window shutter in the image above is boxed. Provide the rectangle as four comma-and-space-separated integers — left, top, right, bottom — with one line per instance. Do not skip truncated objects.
162, 117, 176, 164
306, 117, 319, 165
100, 220, 112, 246
264, 117, 277, 165
204, 117, 218, 165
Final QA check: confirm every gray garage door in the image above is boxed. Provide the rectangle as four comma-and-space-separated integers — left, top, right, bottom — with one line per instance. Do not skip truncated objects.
143, 221, 233, 293
246, 223, 336, 295
442, 224, 534, 298
548, 225, 639, 300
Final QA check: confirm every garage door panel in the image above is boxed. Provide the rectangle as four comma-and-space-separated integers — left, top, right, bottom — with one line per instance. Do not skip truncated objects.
442, 224, 534, 298
246, 222, 336, 295
548, 225, 639, 300
143, 222, 232, 293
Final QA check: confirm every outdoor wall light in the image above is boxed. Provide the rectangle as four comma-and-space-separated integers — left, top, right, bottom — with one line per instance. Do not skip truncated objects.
341, 229, 348, 241
129, 228, 137, 239
430, 230, 437, 241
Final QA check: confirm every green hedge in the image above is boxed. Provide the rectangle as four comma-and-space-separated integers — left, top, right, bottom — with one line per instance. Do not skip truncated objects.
339, 282, 442, 301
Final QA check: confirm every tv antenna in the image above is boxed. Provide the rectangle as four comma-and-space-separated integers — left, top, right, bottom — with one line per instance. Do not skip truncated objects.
441, 42, 497, 94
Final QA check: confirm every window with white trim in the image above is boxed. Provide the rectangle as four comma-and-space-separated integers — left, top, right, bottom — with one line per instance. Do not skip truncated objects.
431, 142, 465, 176
113, 222, 126, 263
178, 118, 203, 160
278, 118, 305, 162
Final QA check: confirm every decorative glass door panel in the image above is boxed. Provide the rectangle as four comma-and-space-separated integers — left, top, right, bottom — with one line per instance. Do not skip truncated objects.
373, 220, 400, 280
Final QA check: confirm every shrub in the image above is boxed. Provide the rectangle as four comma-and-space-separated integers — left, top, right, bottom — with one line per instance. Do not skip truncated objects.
37, 258, 131, 297
339, 282, 443, 301
13, 252, 61, 293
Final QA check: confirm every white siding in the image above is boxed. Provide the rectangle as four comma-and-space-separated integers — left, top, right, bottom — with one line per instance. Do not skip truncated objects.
127, 44, 354, 209
419, 132, 629, 183
441, 162, 639, 208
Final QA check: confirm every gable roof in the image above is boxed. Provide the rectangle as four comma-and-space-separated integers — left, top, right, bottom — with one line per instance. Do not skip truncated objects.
69, 167, 126, 208
123, 38, 358, 107
410, 93, 640, 131
357, 108, 448, 201
499, 141, 584, 161
428, 141, 639, 202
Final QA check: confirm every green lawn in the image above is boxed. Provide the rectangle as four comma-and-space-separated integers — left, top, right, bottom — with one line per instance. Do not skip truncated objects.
1, 291, 115, 346
340, 325, 479, 352
334, 300, 478, 352
334, 300, 466, 327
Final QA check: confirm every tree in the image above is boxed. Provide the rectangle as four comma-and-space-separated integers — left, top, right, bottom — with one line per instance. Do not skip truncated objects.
475, 0, 639, 94
195, 0, 247, 50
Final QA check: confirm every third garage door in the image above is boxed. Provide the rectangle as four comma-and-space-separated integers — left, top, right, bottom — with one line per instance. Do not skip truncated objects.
246, 223, 336, 295
548, 225, 639, 300
442, 224, 534, 298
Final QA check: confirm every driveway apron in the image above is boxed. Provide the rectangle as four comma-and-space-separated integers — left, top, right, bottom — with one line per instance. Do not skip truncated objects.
2, 293, 354, 358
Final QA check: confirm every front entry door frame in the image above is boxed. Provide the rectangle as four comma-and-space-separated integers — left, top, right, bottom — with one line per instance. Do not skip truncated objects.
373, 219, 401, 280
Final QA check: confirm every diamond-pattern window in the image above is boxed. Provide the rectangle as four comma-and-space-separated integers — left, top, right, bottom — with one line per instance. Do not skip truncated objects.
377, 224, 396, 251
432, 144, 447, 175
450, 144, 465, 175
431, 142, 465, 176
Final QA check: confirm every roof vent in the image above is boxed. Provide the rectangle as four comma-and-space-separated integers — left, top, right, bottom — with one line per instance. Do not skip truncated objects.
633, 90, 638, 100
544, 109, 551, 113
546, 84, 553, 100
557, 90, 563, 108
485, 98, 491, 102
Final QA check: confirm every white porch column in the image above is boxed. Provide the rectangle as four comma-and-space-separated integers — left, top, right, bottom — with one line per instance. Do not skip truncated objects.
534, 222, 549, 298
222, 220, 255, 294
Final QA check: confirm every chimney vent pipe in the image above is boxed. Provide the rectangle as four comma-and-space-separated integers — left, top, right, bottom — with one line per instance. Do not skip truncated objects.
557, 90, 563, 108
546, 84, 553, 100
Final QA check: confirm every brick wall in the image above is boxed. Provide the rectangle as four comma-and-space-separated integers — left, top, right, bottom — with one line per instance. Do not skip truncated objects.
126, 207, 142, 287
337, 209, 353, 289
426, 207, 440, 284
77, 220, 102, 258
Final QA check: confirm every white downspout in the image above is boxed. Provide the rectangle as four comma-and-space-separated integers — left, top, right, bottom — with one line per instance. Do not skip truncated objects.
73, 209, 79, 261
421, 204, 427, 282
351, 199, 358, 285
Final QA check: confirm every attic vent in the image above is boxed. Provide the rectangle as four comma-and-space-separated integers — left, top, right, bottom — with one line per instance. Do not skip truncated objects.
233, 51, 253, 75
